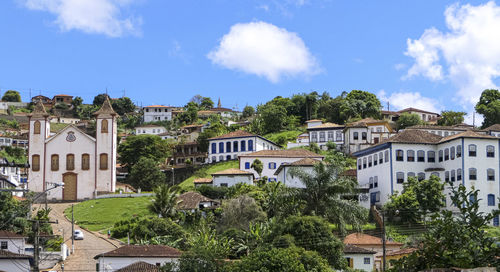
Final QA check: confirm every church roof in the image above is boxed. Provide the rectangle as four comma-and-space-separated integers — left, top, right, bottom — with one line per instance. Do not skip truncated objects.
29, 100, 49, 118
94, 96, 117, 116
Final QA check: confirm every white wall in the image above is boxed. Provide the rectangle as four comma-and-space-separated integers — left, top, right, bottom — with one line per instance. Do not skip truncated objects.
97, 256, 179, 272
275, 166, 313, 188
208, 136, 279, 163
0, 259, 30, 272
240, 156, 323, 181
143, 107, 172, 122
28, 117, 50, 193
135, 126, 166, 135
0, 237, 25, 254
212, 174, 253, 187
344, 254, 374, 272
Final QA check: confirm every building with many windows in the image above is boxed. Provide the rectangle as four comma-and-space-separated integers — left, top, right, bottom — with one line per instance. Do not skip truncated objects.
344, 118, 395, 154
353, 129, 500, 225
143, 105, 175, 122
306, 120, 345, 150
134, 124, 167, 136
207, 130, 279, 163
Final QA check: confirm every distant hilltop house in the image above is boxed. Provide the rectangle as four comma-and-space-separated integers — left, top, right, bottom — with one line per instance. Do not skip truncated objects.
134, 124, 167, 136
381, 107, 440, 123
31, 94, 74, 108
306, 119, 345, 150
28, 97, 117, 201
198, 99, 239, 119
142, 105, 176, 122
344, 118, 395, 154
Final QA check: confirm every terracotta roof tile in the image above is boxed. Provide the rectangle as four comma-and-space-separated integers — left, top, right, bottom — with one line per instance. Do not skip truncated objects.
208, 130, 256, 140
193, 178, 213, 184
274, 158, 322, 175
177, 191, 219, 210
144, 105, 173, 108
344, 233, 403, 246
94, 245, 181, 259
397, 107, 438, 115
343, 244, 377, 254
0, 249, 31, 259
406, 125, 469, 131
116, 262, 160, 272
439, 130, 497, 142
240, 149, 324, 158
485, 124, 500, 131
0, 230, 25, 238
212, 168, 254, 175
93, 96, 117, 116
307, 122, 344, 129
346, 118, 386, 128
381, 130, 442, 144
385, 248, 417, 256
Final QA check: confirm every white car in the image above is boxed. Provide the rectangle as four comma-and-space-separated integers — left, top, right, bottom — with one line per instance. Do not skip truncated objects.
74, 230, 84, 240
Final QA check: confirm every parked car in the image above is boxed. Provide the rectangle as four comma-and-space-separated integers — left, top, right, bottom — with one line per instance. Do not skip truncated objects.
74, 230, 84, 240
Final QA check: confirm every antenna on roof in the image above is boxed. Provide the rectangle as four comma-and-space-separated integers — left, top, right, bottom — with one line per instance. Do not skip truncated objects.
123, 89, 126, 98
387, 102, 390, 111
473, 112, 475, 127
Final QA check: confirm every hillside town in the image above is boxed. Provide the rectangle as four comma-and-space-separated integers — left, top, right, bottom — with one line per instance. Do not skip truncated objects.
0, 88, 498, 272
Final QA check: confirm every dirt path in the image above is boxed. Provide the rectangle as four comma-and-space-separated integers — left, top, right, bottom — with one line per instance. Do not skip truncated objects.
47, 203, 120, 272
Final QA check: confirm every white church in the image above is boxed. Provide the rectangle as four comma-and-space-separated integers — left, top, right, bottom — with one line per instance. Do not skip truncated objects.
28, 98, 117, 201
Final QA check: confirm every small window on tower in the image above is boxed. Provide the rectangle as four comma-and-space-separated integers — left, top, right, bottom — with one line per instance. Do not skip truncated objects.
100, 154, 108, 170
66, 154, 75, 171
101, 119, 108, 133
34, 121, 41, 134
32, 155, 40, 172
51, 154, 59, 171
82, 154, 90, 170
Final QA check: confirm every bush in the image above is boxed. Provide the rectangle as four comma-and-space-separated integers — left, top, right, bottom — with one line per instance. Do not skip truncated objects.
196, 185, 228, 199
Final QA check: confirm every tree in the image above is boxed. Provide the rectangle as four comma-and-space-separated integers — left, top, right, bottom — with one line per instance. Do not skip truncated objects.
71, 96, 83, 108
340, 90, 381, 120
250, 159, 263, 178
92, 93, 109, 106
1, 90, 21, 102
475, 89, 500, 128
219, 195, 266, 231
53, 102, 69, 110
288, 162, 367, 235
200, 97, 214, 110
176, 102, 198, 124
0, 192, 29, 234
396, 112, 422, 130
437, 110, 466, 126
149, 184, 179, 219
111, 97, 135, 115
242, 105, 255, 118
127, 157, 165, 191
118, 134, 171, 170
258, 104, 288, 134
390, 184, 500, 270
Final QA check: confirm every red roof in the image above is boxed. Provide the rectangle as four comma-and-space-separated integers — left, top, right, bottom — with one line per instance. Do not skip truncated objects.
53, 94, 73, 97
344, 233, 403, 246
0, 230, 25, 238
240, 149, 324, 158
208, 130, 256, 140
144, 105, 172, 108
94, 245, 182, 259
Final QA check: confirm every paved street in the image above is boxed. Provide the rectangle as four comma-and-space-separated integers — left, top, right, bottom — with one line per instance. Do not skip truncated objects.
47, 203, 120, 272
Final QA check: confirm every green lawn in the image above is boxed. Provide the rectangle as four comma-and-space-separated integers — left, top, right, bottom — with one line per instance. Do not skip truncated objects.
264, 130, 304, 148
178, 160, 239, 190
63, 196, 153, 232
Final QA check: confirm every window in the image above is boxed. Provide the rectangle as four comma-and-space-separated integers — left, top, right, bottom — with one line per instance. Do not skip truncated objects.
219, 142, 224, 153
469, 168, 477, 180
457, 145, 462, 157
487, 169, 495, 181
319, 132, 326, 142
327, 131, 334, 141
408, 172, 415, 181
32, 155, 40, 172
101, 119, 108, 133
240, 140, 246, 151
336, 131, 342, 141
66, 154, 75, 171
233, 141, 238, 152
268, 178, 277, 182
358, 159, 362, 170
488, 194, 495, 206
211, 156, 216, 162
438, 131, 442, 136
363, 158, 367, 169
364, 257, 370, 264
368, 156, 372, 167
396, 172, 404, 184
211, 143, 216, 154
353, 132, 358, 140
427, 151, 435, 162
248, 140, 254, 151
444, 131, 449, 137
245, 162, 250, 169
407, 150, 415, 162
445, 171, 449, 182
418, 172, 425, 181
384, 150, 389, 162
469, 195, 475, 203
81, 154, 90, 170
362, 132, 367, 140
494, 216, 500, 227
220, 183, 228, 187
396, 150, 404, 161
379, 152, 383, 164
451, 170, 455, 182
450, 146, 455, 160
51, 154, 59, 171
431, 172, 440, 178
369, 177, 373, 189
374, 176, 378, 188
457, 168, 462, 181
439, 150, 443, 162
34, 120, 41, 134
445, 148, 449, 161
374, 154, 378, 166
486, 145, 495, 157
100, 153, 108, 170
268, 162, 276, 169
417, 150, 425, 162
226, 155, 231, 160
226, 142, 231, 153
469, 144, 476, 157
0, 241, 7, 250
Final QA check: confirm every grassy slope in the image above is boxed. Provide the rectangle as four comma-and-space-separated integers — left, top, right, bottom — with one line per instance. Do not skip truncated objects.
178, 160, 239, 190
264, 130, 304, 147
63, 197, 153, 232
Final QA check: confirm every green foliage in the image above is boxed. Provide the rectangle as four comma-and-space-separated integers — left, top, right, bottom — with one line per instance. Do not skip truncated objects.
0, 146, 27, 164
390, 184, 500, 270
92, 93, 109, 106
0, 118, 19, 129
178, 160, 238, 190
128, 157, 166, 191
53, 102, 69, 110
75, 104, 98, 120
396, 112, 422, 130
261, 182, 303, 219
0, 192, 29, 234
340, 90, 381, 120
112, 97, 136, 115
258, 103, 288, 134
437, 110, 466, 126
475, 89, 500, 128
250, 159, 263, 177
264, 130, 303, 148
1, 90, 21, 102
196, 185, 228, 199
118, 134, 171, 170
176, 101, 199, 125
150, 184, 179, 219
242, 105, 255, 118
71, 96, 83, 108
219, 195, 266, 231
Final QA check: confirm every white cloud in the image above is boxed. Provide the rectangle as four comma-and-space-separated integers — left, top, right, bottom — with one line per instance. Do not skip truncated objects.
207, 21, 320, 83
378, 90, 442, 113
23, 0, 141, 37
405, 1, 500, 110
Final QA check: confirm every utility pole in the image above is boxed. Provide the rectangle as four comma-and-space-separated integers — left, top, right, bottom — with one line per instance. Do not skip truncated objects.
33, 220, 40, 272
381, 210, 386, 272
71, 204, 75, 254
171, 167, 175, 186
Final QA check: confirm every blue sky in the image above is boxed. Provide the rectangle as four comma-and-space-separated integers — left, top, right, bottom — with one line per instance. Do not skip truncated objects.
1, 0, 498, 122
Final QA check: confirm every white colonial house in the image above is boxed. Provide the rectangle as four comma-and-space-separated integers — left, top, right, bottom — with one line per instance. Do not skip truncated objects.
381, 107, 440, 123
344, 118, 395, 154
286, 132, 309, 149
405, 124, 485, 137
306, 119, 345, 150
134, 124, 167, 135
143, 105, 174, 122
274, 158, 321, 188
239, 149, 324, 182
0, 230, 26, 254
343, 244, 376, 271
0, 250, 31, 272
344, 233, 403, 271
485, 124, 500, 137
94, 245, 181, 272
353, 129, 500, 226
28, 98, 117, 201
211, 168, 254, 187
208, 130, 279, 163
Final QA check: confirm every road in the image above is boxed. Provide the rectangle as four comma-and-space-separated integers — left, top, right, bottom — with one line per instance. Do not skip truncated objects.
47, 203, 120, 272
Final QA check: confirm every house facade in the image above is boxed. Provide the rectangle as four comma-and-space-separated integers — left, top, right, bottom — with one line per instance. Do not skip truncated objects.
0, 250, 31, 272
485, 124, 500, 137
143, 105, 174, 122
306, 120, 345, 150
353, 130, 500, 225
134, 125, 167, 136
274, 158, 321, 188
344, 233, 403, 271
208, 130, 279, 163
173, 142, 207, 166
0, 231, 26, 254
211, 168, 254, 187
344, 118, 395, 154
343, 244, 376, 272
28, 98, 117, 201
239, 149, 324, 181
382, 107, 440, 123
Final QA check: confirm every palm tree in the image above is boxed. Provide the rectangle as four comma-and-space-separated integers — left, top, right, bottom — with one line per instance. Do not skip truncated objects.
149, 184, 179, 219
288, 162, 367, 235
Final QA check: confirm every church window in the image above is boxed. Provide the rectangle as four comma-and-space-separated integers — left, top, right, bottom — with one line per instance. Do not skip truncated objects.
51, 155, 59, 171
100, 154, 108, 170
32, 155, 40, 171
101, 119, 108, 133
82, 154, 90, 170
34, 121, 41, 134
66, 154, 75, 171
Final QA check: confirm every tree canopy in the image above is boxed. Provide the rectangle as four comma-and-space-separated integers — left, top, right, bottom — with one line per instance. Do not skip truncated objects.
2, 90, 21, 102
128, 157, 165, 191
437, 110, 466, 126
396, 113, 422, 130
475, 89, 500, 128
118, 134, 171, 171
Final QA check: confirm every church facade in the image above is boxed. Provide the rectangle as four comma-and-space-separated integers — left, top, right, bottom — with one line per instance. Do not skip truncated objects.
28, 98, 117, 201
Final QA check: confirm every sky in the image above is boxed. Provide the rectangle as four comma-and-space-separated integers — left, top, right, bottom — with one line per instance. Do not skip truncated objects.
1, 0, 499, 124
